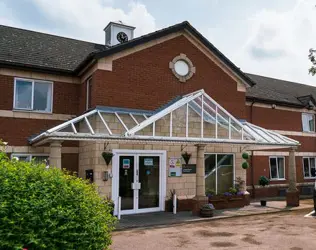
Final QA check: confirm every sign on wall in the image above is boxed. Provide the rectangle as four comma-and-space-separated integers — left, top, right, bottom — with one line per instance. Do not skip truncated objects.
182, 164, 196, 174
169, 157, 182, 177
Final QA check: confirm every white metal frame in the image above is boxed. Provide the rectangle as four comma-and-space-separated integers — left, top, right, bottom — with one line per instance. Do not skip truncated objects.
29, 89, 300, 149
13, 77, 54, 113
302, 157, 316, 179
269, 156, 286, 181
111, 149, 167, 216
204, 153, 235, 195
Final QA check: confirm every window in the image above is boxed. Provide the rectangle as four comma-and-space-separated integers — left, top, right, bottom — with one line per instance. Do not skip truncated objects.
303, 157, 316, 178
11, 154, 49, 165
86, 78, 92, 110
302, 113, 315, 132
269, 156, 285, 180
205, 154, 234, 194
14, 78, 53, 113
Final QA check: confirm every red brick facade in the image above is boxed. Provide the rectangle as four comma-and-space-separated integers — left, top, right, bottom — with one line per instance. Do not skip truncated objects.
90, 35, 247, 119
0, 33, 315, 198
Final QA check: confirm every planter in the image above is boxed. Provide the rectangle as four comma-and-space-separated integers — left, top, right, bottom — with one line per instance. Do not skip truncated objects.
208, 195, 248, 209
260, 200, 267, 206
102, 152, 114, 166
200, 209, 214, 217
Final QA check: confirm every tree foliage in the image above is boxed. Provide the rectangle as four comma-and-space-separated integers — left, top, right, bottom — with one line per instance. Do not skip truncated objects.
308, 48, 316, 75
0, 147, 116, 250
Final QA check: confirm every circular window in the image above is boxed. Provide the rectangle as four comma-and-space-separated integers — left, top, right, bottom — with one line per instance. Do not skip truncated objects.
174, 60, 189, 76
169, 54, 196, 82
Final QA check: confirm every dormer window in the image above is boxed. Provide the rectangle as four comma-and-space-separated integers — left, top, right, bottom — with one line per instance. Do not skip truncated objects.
302, 113, 315, 132
14, 78, 53, 113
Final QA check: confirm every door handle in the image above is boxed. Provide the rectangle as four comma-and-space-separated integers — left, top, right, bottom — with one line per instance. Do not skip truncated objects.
131, 182, 141, 190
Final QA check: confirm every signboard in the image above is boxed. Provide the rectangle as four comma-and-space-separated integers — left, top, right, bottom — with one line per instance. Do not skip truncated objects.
122, 159, 130, 169
144, 158, 153, 166
169, 157, 182, 177
182, 164, 196, 174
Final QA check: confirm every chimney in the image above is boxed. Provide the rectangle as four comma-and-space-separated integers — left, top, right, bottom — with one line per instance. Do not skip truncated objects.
104, 21, 136, 46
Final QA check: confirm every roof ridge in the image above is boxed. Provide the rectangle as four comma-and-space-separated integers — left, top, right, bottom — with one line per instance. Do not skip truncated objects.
0, 24, 105, 46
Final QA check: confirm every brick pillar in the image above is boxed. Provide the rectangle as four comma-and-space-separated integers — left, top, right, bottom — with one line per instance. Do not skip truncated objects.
286, 147, 299, 207
192, 144, 208, 215
49, 141, 62, 169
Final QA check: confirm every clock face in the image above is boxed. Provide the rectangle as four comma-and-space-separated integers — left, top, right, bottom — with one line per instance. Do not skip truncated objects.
117, 32, 128, 43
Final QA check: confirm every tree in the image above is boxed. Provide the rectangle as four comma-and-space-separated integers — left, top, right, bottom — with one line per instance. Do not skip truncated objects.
308, 48, 316, 75
0, 143, 116, 250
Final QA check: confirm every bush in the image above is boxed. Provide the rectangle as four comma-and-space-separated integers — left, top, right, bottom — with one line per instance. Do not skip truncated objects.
0, 151, 116, 250
258, 176, 270, 187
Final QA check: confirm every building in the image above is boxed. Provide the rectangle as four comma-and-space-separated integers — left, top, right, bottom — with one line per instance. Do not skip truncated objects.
0, 21, 313, 215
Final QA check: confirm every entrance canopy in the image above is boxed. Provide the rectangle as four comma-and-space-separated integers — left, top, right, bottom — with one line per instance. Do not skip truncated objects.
29, 89, 299, 148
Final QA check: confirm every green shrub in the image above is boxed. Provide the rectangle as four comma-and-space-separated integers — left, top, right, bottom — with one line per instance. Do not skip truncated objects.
258, 176, 270, 187
228, 187, 237, 194
242, 152, 249, 160
0, 151, 116, 250
241, 161, 249, 169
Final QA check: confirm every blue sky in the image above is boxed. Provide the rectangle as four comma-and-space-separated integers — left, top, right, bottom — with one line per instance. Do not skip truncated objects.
1, 0, 316, 85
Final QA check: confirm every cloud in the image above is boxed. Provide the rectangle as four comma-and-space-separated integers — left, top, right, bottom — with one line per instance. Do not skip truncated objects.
233, 0, 316, 85
2, 0, 156, 44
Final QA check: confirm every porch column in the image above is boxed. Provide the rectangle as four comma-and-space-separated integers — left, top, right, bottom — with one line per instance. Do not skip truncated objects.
286, 147, 299, 207
192, 144, 207, 215
49, 141, 62, 169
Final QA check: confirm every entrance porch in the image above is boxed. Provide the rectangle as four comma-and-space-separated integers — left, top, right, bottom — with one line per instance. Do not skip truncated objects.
29, 89, 300, 214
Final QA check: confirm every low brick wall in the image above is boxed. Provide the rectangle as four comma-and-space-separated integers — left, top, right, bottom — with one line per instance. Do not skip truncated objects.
208, 195, 250, 209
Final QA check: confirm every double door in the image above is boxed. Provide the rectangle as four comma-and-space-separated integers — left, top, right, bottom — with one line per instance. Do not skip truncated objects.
113, 151, 165, 215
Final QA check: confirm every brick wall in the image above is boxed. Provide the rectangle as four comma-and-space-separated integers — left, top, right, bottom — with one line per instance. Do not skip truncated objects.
91, 35, 247, 119
246, 105, 302, 131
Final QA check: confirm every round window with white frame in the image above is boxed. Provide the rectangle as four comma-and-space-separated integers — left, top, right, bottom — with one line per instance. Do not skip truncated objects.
169, 54, 196, 82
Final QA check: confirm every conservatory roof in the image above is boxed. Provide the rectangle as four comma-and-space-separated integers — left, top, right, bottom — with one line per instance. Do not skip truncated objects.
29, 89, 299, 148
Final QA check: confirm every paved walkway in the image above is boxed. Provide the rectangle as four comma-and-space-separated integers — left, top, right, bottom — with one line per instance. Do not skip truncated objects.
117, 200, 314, 230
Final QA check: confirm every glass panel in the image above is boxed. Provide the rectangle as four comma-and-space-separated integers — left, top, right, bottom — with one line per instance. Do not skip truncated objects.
302, 113, 315, 132
138, 156, 160, 209
303, 158, 310, 177
217, 109, 229, 139
34, 82, 52, 112
310, 158, 316, 177
15, 79, 32, 109
119, 156, 134, 210
277, 158, 285, 179
155, 116, 170, 137
205, 154, 216, 194
172, 106, 186, 137
269, 158, 278, 179
217, 154, 234, 194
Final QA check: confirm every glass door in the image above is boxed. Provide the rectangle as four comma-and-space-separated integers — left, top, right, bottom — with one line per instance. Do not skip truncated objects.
138, 156, 160, 211
116, 153, 162, 215
119, 156, 135, 213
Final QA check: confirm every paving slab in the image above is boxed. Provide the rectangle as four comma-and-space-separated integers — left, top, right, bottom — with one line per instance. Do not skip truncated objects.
117, 200, 314, 230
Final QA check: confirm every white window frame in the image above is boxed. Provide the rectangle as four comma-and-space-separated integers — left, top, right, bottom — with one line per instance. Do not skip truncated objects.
13, 77, 53, 113
302, 113, 315, 132
302, 157, 316, 179
204, 153, 235, 195
86, 77, 92, 110
269, 156, 286, 181
11, 153, 49, 163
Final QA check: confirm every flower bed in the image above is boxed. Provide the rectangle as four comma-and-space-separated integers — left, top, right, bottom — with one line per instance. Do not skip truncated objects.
208, 192, 250, 210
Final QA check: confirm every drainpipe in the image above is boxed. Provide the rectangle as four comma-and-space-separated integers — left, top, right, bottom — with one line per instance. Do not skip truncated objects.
249, 101, 256, 198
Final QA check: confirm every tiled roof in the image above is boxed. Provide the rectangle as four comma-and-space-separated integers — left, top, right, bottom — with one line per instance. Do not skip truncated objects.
246, 73, 316, 107
0, 25, 106, 73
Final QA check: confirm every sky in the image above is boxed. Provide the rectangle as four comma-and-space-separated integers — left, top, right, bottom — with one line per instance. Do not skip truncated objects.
1, 0, 316, 86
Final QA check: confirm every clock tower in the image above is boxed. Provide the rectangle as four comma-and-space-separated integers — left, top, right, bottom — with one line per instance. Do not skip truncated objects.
104, 21, 135, 46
